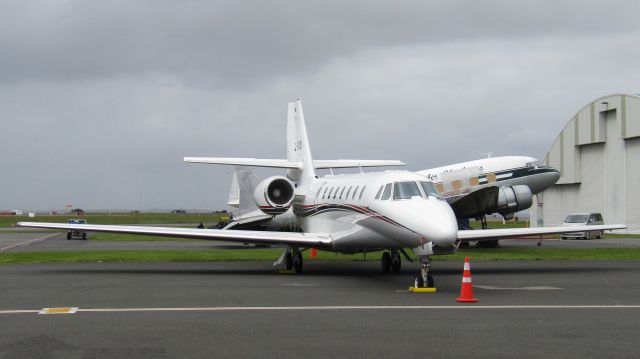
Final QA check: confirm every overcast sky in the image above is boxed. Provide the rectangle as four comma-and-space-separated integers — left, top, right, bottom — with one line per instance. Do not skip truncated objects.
2, 0, 639, 211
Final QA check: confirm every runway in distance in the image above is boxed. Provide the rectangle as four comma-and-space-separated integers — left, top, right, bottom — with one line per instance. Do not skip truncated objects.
19, 100, 625, 288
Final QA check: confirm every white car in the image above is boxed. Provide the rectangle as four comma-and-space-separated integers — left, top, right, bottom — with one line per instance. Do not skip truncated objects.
561, 213, 604, 239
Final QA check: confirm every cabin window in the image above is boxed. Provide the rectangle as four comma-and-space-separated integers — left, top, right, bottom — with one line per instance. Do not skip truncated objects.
374, 186, 383, 199
420, 181, 442, 199
381, 184, 392, 200
393, 181, 421, 200
339, 187, 346, 199
359, 185, 366, 199
345, 186, 352, 199
316, 183, 326, 201
352, 186, 360, 199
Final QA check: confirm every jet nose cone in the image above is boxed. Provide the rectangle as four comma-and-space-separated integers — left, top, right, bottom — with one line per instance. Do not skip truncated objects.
410, 200, 458, 247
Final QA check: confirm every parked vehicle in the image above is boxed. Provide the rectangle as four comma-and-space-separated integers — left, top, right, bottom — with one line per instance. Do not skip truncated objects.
66, 219, 88, 240
561, 213, 604, 239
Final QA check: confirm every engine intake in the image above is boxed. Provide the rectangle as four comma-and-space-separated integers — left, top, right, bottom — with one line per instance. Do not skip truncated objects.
253, 176, 295, 215
496, 185, 533, 220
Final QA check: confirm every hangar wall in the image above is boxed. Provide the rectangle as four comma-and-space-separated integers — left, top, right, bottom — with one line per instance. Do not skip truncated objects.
530, 94, 640, 233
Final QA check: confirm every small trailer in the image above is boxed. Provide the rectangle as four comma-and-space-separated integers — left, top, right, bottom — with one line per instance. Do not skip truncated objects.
66, 219, 88, 240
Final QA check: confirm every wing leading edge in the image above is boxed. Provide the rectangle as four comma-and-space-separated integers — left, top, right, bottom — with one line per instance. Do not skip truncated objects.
183, 157, 404, 169
458, 224, 626, 241
17, 222, 333, 248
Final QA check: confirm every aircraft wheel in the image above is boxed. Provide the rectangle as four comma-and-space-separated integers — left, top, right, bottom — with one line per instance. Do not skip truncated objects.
284, 252, 293, 270
426, 274, 434, 288
82, 233, 87, 240
293, 251, 303, 273
66, 232, 71, 240
391, 253, 401, 273
381, 252, 391, 273
413, 275, 424, 288
478, 240, 499, 248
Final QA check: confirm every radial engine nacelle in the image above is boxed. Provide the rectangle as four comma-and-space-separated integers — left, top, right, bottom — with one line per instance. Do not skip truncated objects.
253, 176, 295, 215
496, 185, 533, 220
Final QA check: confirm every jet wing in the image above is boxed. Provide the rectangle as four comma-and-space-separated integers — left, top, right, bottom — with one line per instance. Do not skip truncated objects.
458, 224, 626, 241
17, 222, 332, 247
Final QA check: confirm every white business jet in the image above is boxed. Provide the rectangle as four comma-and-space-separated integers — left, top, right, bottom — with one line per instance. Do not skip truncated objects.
18, 100, 624, 288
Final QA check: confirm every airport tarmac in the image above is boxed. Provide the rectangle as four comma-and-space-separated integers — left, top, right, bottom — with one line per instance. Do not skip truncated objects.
2, 230, 640, 252
1, 260, 639, 358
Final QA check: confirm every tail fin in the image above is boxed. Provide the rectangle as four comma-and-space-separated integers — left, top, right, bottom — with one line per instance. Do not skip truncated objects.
287, 100, 316, 185
232, 166, 259, 213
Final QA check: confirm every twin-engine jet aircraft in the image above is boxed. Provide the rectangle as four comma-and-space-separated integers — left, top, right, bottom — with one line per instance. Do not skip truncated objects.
19, 100, 624, 288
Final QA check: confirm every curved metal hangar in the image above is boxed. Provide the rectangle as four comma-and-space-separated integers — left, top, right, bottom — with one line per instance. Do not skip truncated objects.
531, 94, 640, 234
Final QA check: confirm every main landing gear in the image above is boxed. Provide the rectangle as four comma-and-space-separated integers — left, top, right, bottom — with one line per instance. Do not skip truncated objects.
275, 247, 304, 273
380, 249, 402, 273
413, 255, 434, 288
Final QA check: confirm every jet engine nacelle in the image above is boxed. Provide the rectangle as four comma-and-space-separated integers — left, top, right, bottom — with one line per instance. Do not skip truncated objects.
496, 185, 533, 220
253, 176, 295, 215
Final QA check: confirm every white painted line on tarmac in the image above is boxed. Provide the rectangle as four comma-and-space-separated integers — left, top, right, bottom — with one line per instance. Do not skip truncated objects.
474, 285, 562, 290
2, 305, 640, 316
0, 310, 40, 315
0, 233, 60, 252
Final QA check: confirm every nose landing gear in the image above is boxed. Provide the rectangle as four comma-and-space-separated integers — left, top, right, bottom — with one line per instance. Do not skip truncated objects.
413, 255, 434, 288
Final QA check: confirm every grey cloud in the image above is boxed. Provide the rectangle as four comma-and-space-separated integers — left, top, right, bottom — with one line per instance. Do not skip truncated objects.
1, 1, 640, 210
2, 1, 639, 88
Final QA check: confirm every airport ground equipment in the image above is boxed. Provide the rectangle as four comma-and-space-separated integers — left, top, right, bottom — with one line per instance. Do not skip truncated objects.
456, 257, 478, 303
66, 219, 88, 240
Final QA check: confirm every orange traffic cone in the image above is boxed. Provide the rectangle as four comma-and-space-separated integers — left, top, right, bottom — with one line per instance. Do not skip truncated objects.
310, 248, 317, 258
456, 256, 478, 303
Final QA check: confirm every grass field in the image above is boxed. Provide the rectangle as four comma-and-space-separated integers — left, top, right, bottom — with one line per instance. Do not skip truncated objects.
2, 215, 639, 264
2, 247, 640, 265
0, 212, 225, 228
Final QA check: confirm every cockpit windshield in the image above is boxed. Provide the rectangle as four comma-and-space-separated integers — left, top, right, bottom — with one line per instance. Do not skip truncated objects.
420, 182, 442, 199
393, 181, 421, 200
